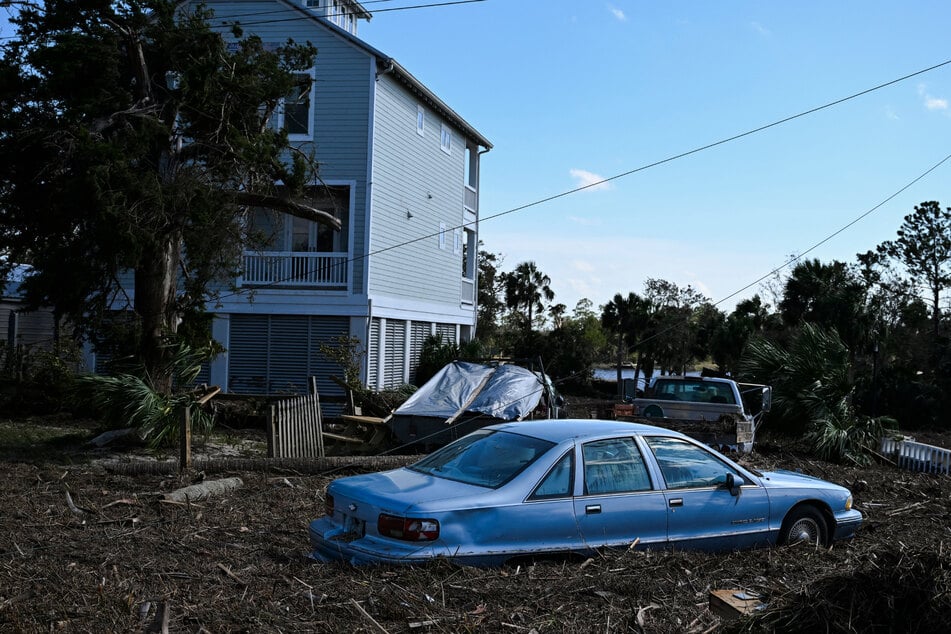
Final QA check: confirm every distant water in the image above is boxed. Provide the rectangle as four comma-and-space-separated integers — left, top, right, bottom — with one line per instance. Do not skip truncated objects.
592, 368, 700, 385
592, 368, 657, 392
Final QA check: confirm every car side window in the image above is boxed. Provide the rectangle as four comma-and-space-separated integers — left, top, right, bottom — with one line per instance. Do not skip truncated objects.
645, 436, 739, 489
582, 438, 652, 495
530, 451, 574, 499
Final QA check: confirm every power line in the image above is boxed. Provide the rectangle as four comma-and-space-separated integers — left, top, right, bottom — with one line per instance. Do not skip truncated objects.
0, 0, 488, 41
209, 0, 487, 28
371, 146, 951, 450
627, 152, 951, 352
215, 57, 951, 301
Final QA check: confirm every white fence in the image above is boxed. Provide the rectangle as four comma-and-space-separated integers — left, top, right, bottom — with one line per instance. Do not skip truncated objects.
880, 436, 951, 475
267, 378, 325, 459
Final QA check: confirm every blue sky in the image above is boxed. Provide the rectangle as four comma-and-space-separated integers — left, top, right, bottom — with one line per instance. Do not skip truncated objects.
359, 0, 951, 315
3, 2, 950, 317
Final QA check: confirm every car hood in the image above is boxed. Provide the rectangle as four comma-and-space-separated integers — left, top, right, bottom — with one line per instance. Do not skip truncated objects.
758, 469, 846, 491
330, 467, 494, 514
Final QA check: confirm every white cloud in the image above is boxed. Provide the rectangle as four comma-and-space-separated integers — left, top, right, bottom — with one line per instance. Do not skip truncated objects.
918, 83, 948, 111
925, 96, 948, 111
567, 215, 602, 227
609, 6, 627, 22
569, 168, 613, 191
750, 21, 771, 36
572, 259, 597, 273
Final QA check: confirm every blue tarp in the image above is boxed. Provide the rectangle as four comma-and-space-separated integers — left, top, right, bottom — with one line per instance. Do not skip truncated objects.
394, 361, 546, 423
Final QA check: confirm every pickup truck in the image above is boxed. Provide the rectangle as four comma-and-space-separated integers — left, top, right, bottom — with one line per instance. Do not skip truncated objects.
617, 375, 771, 453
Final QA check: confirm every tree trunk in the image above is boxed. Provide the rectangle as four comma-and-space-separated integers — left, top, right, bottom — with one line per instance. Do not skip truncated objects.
134, 233, 182, 395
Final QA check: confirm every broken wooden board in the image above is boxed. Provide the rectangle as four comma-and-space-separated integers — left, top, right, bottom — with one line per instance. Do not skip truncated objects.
708, 589, 764, 620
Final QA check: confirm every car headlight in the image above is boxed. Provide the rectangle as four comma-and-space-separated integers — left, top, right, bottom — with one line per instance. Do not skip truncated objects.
845, 495, 853, 511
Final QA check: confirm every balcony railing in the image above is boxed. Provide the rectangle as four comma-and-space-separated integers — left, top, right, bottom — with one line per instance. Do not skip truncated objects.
241, 251, 349, 289
464, 185, 477, 213
461, 277, 475, 305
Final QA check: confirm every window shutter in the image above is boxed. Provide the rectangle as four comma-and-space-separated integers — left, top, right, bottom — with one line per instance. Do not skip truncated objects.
383, 320, 406, 388
409, 321, 431, 384
228, 314, 348, 397
229, 315, 270, 394
367, 318, 381, 390
435, 323, 456, 345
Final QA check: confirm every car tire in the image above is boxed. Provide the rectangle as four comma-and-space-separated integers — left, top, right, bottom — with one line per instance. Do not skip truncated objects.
643, 405, 664, 418
779, 505, 829, 546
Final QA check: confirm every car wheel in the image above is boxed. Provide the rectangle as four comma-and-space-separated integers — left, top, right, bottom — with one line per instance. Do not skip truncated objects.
780, 505, 828, 546
643, 405, 664, 418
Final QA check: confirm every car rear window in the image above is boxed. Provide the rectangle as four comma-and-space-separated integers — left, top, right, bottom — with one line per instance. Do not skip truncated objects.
410, 430, 555, 488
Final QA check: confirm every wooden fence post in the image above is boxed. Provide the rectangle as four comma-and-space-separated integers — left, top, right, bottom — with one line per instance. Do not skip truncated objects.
179, 406, 191, 472
266, 403, 276, 458
310, 377, 325, 459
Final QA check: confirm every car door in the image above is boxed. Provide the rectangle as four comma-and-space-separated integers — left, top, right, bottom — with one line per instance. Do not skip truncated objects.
643, 436, 771, 550
516, 449, 589, 554
573, 437, 668, 549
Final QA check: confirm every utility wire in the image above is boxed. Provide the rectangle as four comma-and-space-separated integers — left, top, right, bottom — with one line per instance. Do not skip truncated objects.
370, 152, 951, 455
0, 0, 488, 41
211, 0, 487, 28
626, 152, 951, 352
214, 57, 951, 301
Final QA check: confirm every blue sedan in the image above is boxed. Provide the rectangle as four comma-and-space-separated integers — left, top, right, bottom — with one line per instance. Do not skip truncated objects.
309, 420, 861, 566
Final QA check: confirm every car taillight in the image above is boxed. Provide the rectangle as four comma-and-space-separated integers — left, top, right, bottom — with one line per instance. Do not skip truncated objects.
377, 514, 439, 541
324, 493, 334, 517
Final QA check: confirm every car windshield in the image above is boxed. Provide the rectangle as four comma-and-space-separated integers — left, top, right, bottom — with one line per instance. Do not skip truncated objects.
410, 429, 556, 488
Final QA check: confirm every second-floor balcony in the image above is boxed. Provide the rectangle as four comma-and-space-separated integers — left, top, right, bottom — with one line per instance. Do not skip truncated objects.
241, 251, 349, 290
464, 185, 477, 213
461, 276, 475, 305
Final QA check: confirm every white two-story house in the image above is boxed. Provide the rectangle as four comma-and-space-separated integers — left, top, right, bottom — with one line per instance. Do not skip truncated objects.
195, 0, 491, 400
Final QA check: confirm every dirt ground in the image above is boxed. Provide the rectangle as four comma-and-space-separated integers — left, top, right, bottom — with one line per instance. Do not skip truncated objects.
1, 411, 950, 633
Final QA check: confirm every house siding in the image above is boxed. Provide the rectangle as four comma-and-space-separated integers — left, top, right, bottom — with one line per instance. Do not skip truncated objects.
174, 0, 488, 395
369, 75, 468, 306
205, 0, 373, 298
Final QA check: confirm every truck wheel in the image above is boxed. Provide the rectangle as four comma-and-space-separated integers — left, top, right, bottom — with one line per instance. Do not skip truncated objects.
642, 405, 664, 418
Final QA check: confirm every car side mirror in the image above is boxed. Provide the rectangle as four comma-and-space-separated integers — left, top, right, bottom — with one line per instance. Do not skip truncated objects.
761, 388, 772, 413
725, 472, 744, 496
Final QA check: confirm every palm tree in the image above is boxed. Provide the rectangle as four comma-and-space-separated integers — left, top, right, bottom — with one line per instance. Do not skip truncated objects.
601, 292, 648, 399
740, 323, 895, 464
503, 261, 555, 331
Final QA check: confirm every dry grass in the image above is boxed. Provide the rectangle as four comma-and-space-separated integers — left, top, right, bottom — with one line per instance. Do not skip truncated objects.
0, 417, 950, 632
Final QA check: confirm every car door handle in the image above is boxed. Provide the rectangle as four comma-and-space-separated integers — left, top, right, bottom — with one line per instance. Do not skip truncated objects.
668, 498, 683, 507
585, 504, 601, 515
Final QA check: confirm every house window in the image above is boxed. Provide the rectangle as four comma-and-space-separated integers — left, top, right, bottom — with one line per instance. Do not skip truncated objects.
281, 70, 315, 139
465, 145, 478, 189
416, 105, 425, 136
462, 228, 476, 279
330, 0, 341, 25
440, 124, 451, 154
248, 184, 350, 253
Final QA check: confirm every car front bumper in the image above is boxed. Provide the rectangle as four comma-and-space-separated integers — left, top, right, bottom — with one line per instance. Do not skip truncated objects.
833, 508, 863, 541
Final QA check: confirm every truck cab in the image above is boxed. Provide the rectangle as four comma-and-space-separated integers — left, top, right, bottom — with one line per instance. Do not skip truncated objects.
624, 376, 771, 453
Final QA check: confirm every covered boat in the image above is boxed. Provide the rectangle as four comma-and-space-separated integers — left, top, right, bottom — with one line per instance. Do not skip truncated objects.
389, 361, 562, 448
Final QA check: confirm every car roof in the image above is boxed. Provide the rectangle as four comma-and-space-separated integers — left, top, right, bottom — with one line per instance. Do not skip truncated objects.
486, 418, 688, 444
653, 375, 732, 384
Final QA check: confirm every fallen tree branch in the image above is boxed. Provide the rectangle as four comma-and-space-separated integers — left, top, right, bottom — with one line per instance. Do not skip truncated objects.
163, 477, 243, 503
